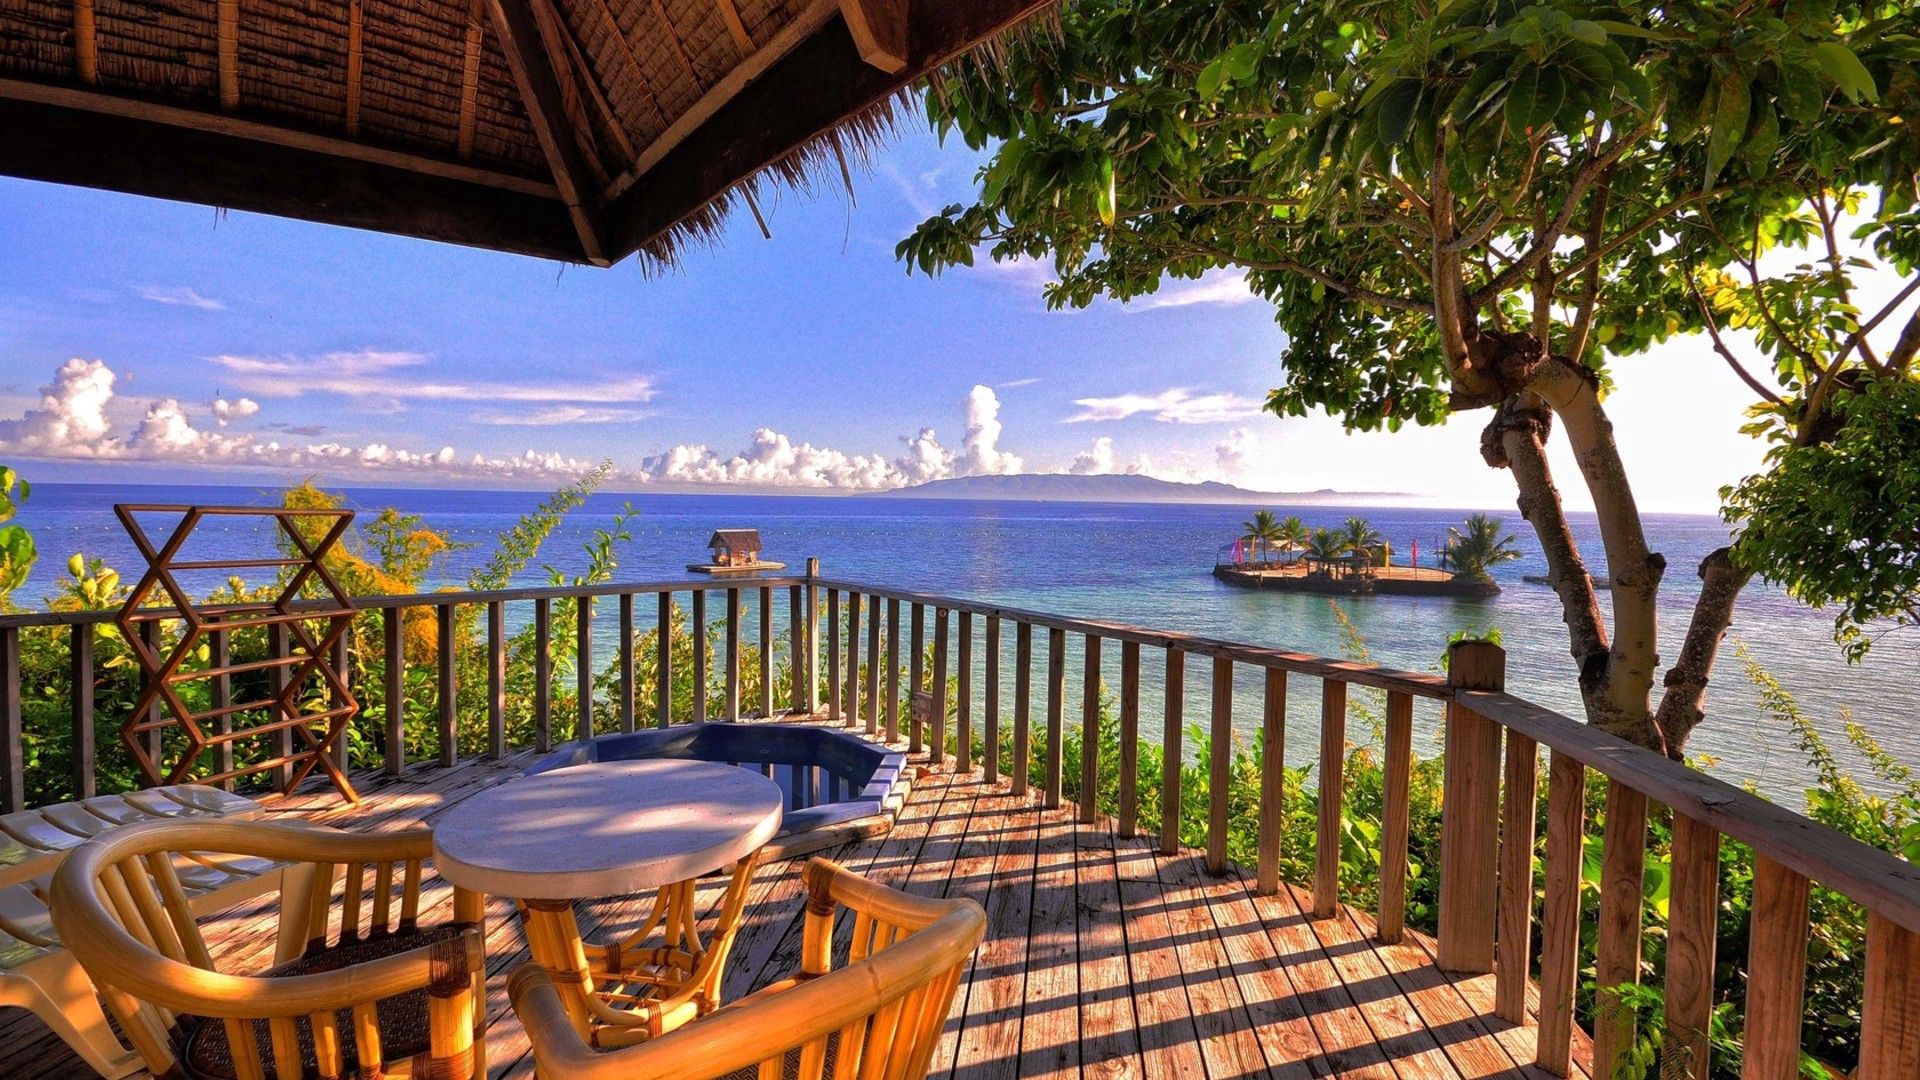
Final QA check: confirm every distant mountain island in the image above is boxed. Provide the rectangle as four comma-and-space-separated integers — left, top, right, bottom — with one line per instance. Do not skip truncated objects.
879, 473, 1407, 505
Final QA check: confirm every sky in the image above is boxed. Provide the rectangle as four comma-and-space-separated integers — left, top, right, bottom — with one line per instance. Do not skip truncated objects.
0, 121, 1780, 513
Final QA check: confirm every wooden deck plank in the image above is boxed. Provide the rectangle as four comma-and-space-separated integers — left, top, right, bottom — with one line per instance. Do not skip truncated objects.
1073, 809, 1145, 1078
2, 729, 1598, 1080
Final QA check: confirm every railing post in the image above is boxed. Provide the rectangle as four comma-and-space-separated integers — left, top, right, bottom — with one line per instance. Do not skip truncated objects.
1012, 621, 1031, 796
956, 612, 973, 771
1494, 726, 1539, 1022
1742, 855, 1811, 1080
931, 608, 949, 764
844, 594, 863, 730
790, 583, 806, 714
1861, 913, 1920, 1079
884, 598, 901, 743
533, 598, 552, 751
1313, 677, 1346, 917
618, 592, 635, 733
1535, 750, 1586, 1076
692, 589, 707, 724
1438, 638, 1504, 972
983, 615, 1001, 783
268, 622, 291, 789
805, 558, 821, 714
864, 594, 881, 736
1160, 648, 1183, 855
575, 595, 593, 742
70, 623, 95, 800
1043, 626, 1064, 809
1080, 634, 1100, 823
0, 627, 18, 813
656, 592, 672, 728
208, 627, 233, 788
1117, 640, 1140, 838
438, 602, 457, 766
487, 601, 506, 757
1256, 667, 1285, 895
725, 587, 740, 721
757, 585, 773, 719
383, 608, 405, 775
1664, 813, 1721, 1080
1207, 656, 1232, 874
827, 590, 842, 723
1377, 690, 1413, 941
908, 602, 925, 753
1595, 780, 1649, 1073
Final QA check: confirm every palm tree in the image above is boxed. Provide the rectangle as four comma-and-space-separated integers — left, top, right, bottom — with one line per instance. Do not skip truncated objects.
1303, 527, 1346, 575
1274, 515, 1308, 563
1441, 513, 1524, 582
1340, 516, 1383, 566
1241, 509, 1283, 566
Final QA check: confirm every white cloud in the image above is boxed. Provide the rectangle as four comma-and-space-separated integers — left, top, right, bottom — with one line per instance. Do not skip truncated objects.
0, 358, 117, 456
1133, 269, 1258, 311
998, 377, 1042, 389
1066, 388, 1267, 425
894, 428, 954, 485
958, 385, 1023, 476
212, 349, 656, 407
138, 286, 225, 311
210, 396, 259, 426
1215, 427, 1257, 477
476, 406, 646, 427
1069, 437, 1117, 475
0, 359, 594, 481
640, 429, 908, 490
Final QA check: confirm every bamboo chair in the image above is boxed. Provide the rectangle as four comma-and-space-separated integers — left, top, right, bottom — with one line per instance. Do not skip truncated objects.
511, 857, 986, 1080
48, 818, 487, 1080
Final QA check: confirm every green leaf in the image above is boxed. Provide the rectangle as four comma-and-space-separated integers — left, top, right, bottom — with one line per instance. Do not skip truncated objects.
1568, 19, 1607, 45
1197, 57, 1226, 100
1313, 89, 1342, 110
1705, 74, 1752, 185
1743, 101, 1780, 170
1813, 42, 1878, 102
1377, 79, 1423, 146
1504, 66, 1564, 138
1592, 19, 1673, 41
1095, 155, 1116, 227
1227, 42, 1264, 82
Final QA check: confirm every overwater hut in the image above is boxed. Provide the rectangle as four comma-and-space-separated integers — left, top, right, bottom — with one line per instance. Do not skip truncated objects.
708, 529, 762, 567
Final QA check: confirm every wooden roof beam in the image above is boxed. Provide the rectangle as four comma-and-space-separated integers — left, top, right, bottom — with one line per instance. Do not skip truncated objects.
456, 0, 484, 156
838, 0, 907, 73
486, 0, 611, 264
715, 0, 754, 52
346, 0, 365, 135
0, 93, 581, 259
73, 0, 97, 83
218, 0, 239, 109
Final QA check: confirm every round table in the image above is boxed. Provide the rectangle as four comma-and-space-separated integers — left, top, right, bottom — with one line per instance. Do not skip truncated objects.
433, 759, 784, 1042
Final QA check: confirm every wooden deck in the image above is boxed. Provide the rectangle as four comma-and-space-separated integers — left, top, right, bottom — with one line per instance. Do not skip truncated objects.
2, 732, 1594, 1080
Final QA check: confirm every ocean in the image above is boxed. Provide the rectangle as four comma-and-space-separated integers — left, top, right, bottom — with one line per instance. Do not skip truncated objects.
14, 481, 1916, 799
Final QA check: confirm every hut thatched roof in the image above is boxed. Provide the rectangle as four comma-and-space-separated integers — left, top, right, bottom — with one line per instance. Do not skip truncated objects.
0, 0, 1050, 266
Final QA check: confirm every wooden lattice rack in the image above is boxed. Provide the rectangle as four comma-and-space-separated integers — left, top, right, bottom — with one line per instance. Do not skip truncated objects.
115, 504, 361, 802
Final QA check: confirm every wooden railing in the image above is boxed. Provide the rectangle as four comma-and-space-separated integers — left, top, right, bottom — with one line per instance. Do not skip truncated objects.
3, 568, 1919, 1076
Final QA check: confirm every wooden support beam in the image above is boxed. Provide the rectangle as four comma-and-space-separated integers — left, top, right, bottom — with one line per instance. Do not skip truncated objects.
218, 0, 240, 110
838, 0, 908, 73
487, 0, 612, 264
347, 0, 366, 136
73, 0, 97, 84
606, 0, 1053, 256
455, 0, 482, 155
715, 0, 755, 52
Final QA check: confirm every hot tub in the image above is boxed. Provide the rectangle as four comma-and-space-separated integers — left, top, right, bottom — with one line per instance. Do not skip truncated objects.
526, 723, 910, 858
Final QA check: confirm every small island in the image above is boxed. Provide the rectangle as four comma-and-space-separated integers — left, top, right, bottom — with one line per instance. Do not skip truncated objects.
1213, 513, 1520, 599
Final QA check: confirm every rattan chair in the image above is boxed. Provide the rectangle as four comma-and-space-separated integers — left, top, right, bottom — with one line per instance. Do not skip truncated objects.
49, 818, 487, 1080
511, 857, 986, 1080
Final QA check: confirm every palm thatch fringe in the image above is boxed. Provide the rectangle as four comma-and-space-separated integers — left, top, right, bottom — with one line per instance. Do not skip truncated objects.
631, 3, 1062, 274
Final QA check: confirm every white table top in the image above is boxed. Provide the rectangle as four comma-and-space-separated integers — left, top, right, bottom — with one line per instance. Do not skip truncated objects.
431, 759, 784, 900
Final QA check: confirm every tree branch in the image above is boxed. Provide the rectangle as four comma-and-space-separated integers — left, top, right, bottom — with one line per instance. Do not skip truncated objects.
1173, 242, 1432, 312
1565, 166, 1612, 361
1686, 272, 1787, 405
1652, 548, 1752, 757
1468, 125, 1648, 305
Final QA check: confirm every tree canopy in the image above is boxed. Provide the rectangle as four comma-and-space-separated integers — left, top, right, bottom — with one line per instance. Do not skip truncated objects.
901, 0, 1920, 753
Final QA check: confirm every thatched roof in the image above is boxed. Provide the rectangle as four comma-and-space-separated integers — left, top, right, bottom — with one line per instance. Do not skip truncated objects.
0, 0, 1051, 266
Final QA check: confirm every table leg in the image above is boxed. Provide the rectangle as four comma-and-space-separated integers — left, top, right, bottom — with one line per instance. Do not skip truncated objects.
522, 899, 595, 1040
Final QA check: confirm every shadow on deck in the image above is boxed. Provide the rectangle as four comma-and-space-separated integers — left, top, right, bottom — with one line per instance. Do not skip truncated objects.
0, 732, 1594, 1079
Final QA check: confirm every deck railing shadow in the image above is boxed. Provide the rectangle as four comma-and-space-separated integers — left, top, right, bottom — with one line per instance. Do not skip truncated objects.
4, 565, 1920, 1077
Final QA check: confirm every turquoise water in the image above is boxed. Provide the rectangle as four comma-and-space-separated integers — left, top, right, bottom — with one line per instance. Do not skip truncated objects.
16, 482, 1917, 798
